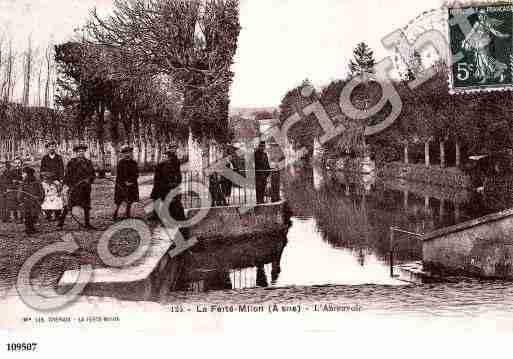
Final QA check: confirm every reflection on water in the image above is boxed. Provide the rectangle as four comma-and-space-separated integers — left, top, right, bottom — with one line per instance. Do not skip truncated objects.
275, 218, 403, 286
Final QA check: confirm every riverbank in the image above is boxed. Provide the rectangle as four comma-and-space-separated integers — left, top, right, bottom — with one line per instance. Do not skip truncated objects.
0, 178, 151, 293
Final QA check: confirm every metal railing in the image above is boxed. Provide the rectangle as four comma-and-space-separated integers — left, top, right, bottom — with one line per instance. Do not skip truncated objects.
389, 226, 424, 278
181, 169, 282, 209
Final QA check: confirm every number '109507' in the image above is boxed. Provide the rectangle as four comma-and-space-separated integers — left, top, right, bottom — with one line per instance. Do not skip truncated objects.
7, 343, 38, 352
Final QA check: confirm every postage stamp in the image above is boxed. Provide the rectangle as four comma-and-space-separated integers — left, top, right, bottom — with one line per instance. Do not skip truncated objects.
448, 3, 513, 93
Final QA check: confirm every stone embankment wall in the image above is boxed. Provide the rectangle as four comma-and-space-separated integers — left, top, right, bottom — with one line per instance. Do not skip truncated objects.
186, 201, 290, 241
423, 208, 513, 278
379, 162, 471, 189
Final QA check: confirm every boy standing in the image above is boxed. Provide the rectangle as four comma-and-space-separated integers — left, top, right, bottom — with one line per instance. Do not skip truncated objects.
20, 167, 44, 235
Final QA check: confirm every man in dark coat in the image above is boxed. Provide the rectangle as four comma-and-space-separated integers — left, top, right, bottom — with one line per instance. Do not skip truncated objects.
150, 144, 186, 225
113, 145, 139, 221
254, 141, 271, 204
58, 144, 96, 230
40, 141, 64, 181
4, 158, 23, 222
20, 167, 44, 235
220, 146, 237, 204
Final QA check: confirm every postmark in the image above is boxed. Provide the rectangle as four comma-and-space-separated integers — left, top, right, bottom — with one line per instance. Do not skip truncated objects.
448, 3, 513, 93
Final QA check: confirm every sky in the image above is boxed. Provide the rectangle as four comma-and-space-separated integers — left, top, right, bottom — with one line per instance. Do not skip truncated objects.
0, 0, 445, 108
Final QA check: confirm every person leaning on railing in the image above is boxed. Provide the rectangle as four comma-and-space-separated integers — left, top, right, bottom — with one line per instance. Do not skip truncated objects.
254, 141, 271, 204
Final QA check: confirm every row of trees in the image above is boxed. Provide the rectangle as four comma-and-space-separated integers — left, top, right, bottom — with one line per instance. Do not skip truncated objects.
279, 41, 513, 168
77, 0, 241, 171
1, 0, 242, 173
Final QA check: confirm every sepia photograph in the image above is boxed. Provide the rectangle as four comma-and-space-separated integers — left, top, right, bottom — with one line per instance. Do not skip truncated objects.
1, 0, 513, 356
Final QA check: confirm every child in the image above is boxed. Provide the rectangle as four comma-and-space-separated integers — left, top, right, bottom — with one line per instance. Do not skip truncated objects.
41, 172, 64, 221
20, 167, 44, 235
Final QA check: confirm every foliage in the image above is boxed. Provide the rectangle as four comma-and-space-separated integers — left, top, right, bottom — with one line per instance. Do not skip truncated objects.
349, 42, 375, 79
278, 79, 320, 159
87, 0, 241, 144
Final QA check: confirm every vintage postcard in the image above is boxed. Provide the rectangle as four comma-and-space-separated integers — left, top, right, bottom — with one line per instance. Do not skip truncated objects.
2, 0, 513, 357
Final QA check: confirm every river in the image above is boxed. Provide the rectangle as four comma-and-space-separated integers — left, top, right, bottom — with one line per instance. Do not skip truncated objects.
174, 163, 513, 293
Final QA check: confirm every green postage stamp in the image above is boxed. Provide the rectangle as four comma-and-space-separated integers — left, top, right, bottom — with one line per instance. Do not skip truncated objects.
449, 3, 513, 93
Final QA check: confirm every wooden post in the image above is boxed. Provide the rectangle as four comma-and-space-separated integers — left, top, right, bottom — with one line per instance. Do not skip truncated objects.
455, 141, 461, 168
440, 141, 446, 168
455, 203, 461, 223
425, 140, 430, 167
403, 190, 409, 210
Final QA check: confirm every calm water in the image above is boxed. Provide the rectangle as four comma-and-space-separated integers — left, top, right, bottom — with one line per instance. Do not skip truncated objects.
177, 164, 510, 293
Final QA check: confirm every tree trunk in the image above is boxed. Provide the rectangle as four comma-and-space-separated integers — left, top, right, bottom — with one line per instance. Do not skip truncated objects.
142, 137, 148, 170
96, 101, 107, 178
455, 141, 461, 168
109, 113, 120, 176
424, 141, 430, 167
156, 140, 162, 164
404, 143, 409, 165
440, 141, 446, 168
149, 131, 156, 168
201, 136, 210, 171
136, 133, 142, 167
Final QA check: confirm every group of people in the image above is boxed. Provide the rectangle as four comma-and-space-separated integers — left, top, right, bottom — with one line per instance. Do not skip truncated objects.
0, 141, 98, 234
0, 139, 274, 236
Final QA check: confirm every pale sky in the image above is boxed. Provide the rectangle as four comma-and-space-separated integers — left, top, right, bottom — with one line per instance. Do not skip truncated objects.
0, 0, 444, 108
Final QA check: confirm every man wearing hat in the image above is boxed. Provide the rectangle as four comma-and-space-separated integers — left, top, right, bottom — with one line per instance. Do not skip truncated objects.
113, 145, 140, 221
58, 143, 97, 230
150, 143, 185, 224
254, 141, 271, 204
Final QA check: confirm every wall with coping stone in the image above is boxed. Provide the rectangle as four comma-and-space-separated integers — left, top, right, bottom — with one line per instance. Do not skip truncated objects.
185, 201, 289, 241
379, 162, 471, 189
423, 208, 513, 278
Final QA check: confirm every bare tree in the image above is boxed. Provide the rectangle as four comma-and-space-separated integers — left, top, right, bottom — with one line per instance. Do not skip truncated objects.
87, 0, 241, 150
4, 39, 16, 103
37, 55, 43, 106
44, 45, 54, 107
22, 36, 33, 106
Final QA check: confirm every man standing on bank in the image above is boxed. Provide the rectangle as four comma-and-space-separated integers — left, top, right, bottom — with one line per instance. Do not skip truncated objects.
40, 140, 65, 221
150, 144, 185, 224
254, 141, 271, 204
113, 145, 139, 221
58, 144, 97, 230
